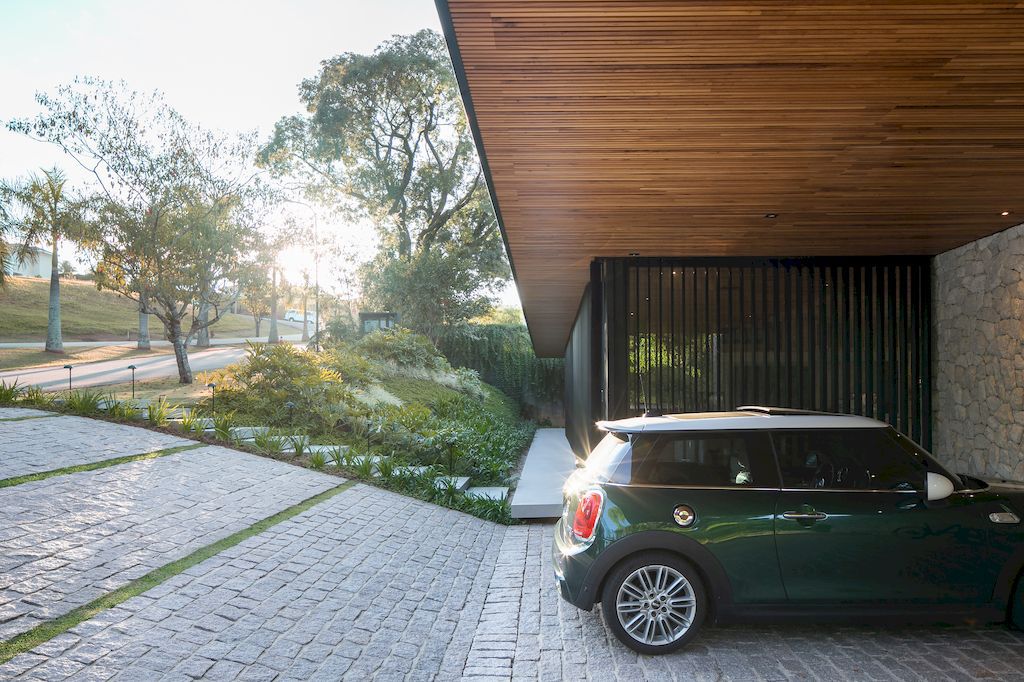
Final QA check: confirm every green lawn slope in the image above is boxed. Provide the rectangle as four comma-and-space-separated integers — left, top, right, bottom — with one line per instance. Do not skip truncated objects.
0, 276, 298, 342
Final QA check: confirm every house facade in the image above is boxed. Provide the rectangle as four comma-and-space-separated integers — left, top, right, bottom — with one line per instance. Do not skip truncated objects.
6, 244, 53, 279
436, 1, 1024, 483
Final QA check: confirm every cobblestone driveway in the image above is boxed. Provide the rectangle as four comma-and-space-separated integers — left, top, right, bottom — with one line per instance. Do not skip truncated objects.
0, 414, 189, 479
1, 409, 1023, 681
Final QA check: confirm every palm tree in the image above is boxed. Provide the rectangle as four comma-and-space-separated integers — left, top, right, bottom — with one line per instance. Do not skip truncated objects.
0, 168, 91, 353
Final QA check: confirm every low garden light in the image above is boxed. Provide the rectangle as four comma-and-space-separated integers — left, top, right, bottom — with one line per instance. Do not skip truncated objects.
63, 364, 73, 391
207, 382, 216, 415
285, 400, 296, 423
127, 364, 137, 400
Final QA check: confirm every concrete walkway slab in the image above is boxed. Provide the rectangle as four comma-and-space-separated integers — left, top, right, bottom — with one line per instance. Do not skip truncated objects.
510, 428, 578, 519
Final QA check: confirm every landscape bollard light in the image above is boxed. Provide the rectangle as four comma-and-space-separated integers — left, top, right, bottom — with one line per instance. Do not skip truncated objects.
207, 382, 216, 415
63, 365, 73, 392
128, 365, 137, 400
285, 400, 296, 424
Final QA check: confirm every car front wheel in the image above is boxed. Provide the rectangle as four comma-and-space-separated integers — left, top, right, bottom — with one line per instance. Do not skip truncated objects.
600, 551, 706, 655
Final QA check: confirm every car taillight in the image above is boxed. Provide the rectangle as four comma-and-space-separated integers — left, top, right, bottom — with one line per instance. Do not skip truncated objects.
572, 490, 603, 541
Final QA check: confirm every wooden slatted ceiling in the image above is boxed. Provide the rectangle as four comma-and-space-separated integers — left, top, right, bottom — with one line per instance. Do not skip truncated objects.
437, 1, 1024, 357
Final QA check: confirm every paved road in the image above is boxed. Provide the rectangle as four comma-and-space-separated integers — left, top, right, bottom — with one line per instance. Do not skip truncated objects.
0, 345, 257, 390
0, 331, 303, 350
1, 411, 1022, 681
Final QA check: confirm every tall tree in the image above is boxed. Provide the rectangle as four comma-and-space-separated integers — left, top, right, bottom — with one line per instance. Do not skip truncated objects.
238, 261, 271, 337
260, 29, 508, 340
10, 79, 262, 381
0, 168, 92, 353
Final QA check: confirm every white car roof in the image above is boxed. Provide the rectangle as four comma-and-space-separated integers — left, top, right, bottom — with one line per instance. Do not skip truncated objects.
596, 407, 886, 434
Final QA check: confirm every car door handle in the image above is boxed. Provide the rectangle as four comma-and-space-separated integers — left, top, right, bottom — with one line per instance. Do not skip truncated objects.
782, 511, 828, 521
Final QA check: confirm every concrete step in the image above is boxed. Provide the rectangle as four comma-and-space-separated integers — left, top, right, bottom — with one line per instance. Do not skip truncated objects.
433, 476, 470, 492
466, 486, 509, 501
394, 465, 431, 477
510, 428, 576, 519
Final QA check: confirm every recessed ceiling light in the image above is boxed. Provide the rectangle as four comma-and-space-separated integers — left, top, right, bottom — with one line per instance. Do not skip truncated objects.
628, 252, 640, 256
765, 213, 778, 219
1002, 211, 1011, 216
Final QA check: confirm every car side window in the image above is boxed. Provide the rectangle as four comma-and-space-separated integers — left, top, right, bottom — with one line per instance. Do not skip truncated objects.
630, 432, 776, 487
773, 429, 925, 491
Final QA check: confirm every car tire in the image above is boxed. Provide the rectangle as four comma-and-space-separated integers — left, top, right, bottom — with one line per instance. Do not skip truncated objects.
600, 551, 707, 655
1011, 572, 1024, 630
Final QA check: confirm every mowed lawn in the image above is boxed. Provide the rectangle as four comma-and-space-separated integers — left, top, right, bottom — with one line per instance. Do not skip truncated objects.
0, 276, 298, 343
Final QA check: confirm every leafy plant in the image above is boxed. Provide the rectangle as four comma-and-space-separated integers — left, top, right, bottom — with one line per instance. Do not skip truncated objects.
178, 408, 203, 434
289, 434, 309, 457
376, 456, 396, 482
253, 430, 286, 455
66, 389, 104, 415
146, 397, 173, 427
213, 411, 236, 441
329, 446, 346, 468
309, 451, 326, 470
355, 328, 450, 371
353, 455, 375, 479
0, 380, 23, 406
466, 495, 513, 524
21, 386, 56, 408
107, 397, 138, 421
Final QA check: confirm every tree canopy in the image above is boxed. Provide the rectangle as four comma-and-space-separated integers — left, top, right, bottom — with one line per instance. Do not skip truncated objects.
261, 29, 508, 340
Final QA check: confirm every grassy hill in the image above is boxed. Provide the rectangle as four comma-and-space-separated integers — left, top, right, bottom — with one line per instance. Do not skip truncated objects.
0, 276, 297, 342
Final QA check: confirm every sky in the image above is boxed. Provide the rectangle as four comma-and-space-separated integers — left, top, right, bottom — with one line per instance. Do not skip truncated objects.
0, 0, 520, 306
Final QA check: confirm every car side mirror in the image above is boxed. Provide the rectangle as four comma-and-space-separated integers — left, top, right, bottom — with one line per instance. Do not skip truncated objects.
926, 472, 955, 501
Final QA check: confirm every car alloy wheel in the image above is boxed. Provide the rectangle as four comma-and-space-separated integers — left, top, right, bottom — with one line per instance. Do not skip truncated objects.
615, 564, 696, 645
601, 551, 706, 654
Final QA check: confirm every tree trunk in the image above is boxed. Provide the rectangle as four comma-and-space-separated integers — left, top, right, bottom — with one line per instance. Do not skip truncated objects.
253, 314, 262, 337
169, 318, 193, 384
269, 267, 280, 344
45, 234, 63, 353
137, 293, 151, 350
301, 292, 309, 342
195, 303, 211, 348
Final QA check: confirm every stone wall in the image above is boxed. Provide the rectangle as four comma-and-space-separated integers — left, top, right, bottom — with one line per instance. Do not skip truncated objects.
933, 222, 1024, 481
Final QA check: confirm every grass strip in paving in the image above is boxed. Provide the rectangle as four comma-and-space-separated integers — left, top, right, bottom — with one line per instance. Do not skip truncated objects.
0, 479, 356, 665
0, 443, 205, 489
0, 413, 59, 423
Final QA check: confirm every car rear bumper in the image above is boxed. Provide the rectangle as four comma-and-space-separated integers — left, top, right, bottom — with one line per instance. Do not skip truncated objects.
552, 519, 596, 611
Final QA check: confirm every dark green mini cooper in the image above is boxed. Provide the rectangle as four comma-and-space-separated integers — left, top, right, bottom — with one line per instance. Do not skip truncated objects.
553, 407, 1024, 654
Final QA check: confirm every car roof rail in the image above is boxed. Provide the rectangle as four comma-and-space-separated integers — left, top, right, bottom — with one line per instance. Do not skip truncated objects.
736, 405, 843, 417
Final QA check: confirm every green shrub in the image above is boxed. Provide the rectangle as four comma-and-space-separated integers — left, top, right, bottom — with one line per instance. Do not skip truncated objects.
290, 434, 309, 457
107, 397, 138, 421
21, 386, 55, 408
203, 343, 354, 432
178, 408, 203, 434
66, 389, 104, 415
0, 380, 23, 406
309, 451, 326, 470
355, 328, 449, 371
439, 322, 564, 407
146, 397, 174, 427
253, 430, 286, 455
329, 446, 346, 468
213, 411, 236, 441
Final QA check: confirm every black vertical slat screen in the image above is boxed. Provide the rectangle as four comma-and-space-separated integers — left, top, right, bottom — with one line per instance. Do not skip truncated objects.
597, 257, 931, 447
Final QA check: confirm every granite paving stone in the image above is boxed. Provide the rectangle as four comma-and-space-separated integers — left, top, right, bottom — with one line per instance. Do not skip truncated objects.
0, 444, 338, 639
0, 413, 190, 478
